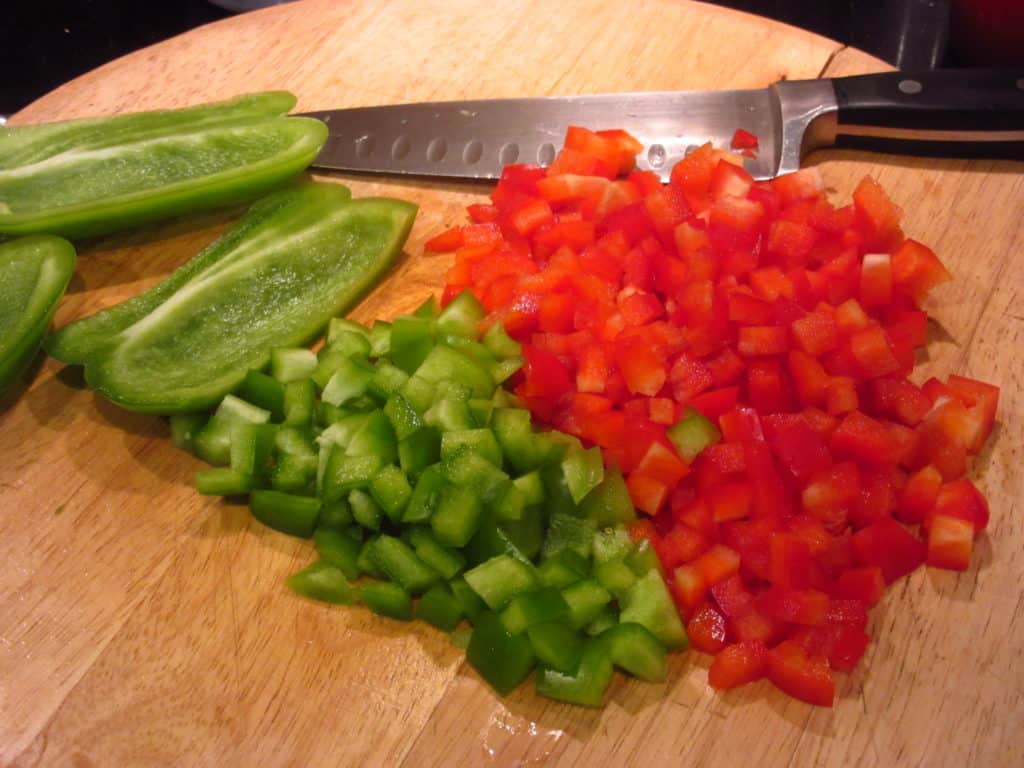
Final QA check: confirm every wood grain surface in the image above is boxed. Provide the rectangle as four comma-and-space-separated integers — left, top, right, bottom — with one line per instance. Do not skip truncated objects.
2, 1, 1021, 765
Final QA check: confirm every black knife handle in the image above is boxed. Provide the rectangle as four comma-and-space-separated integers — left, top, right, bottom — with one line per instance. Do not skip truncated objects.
830, 69, 1024, 160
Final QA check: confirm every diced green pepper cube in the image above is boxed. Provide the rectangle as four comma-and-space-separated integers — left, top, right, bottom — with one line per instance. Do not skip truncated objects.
424, 395, 475, 432
499, 587, 571, 635
283, 378, 316, 426
345, 411, 397, 462
490, 357, 524, 385
492, 483, 526, 521
619, 570, 688, 649
416, 583, 464, 632
368, 361, 409, 401
592, 525, 635, 563
368, 320, 392, 357
317, 499, 353, 530
370, 464, 412, 521
311, 345, 353, 391
359, 581, 413, 621
403, 464, 444, 523
236, 369, 285, 422
250, 490, 321, 537
626, 539, 662, 576
390, 315, 436, 374
464, 554, 540, 610
313, 528, 361, 580
327, 329, 373, 359
463, 516, 532, 567
400, 375, 436, 414
561, 580, 613, 630
327, 317, 370, 345
468, 398, 495, 427
483, 321, 521, 359
491, 408, 541, 473
585, 605, 619, 637
602, 622, 669, 682
542, 512, 597, 561
466, 611, 536, 696
440, 429, 503, 468
436, 289, 485, 338
414, 345, 494, 399
270, 347, 317, 383
406, 526, 466, 580
536, 637, 614, 707
194, 467, 253, 496
357, 537, 385, 579
441, 447, 510, 503
170, 412, 207, 454
540, 464, 577, 519
321, 448, 385, 502
398, 426, 441, 477
512, 471, 544, 506
414, 295, 441, 319
538, 553, 588, 589
431, 483, 483, 547
271, 455, 313, 494
449, 577, 488, 621
667, 406, 722, 463
194, 394, 270, 465
230, 421, 277, 478
499, 506, 545, 561
383, 393, 424, 440
562, 446, 605, 505
594, 558, 638, 600
321, 356, 376, 406
527, 621, 583, 675
349, 488, 383, 531
368, 535, 440, 594
286, 561, 356, 605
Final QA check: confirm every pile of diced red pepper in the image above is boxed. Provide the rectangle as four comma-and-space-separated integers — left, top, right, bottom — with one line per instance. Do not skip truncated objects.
428, 126, 999, 706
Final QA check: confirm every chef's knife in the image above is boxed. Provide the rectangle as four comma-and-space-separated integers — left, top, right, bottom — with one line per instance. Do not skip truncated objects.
304, 70, 1024, 181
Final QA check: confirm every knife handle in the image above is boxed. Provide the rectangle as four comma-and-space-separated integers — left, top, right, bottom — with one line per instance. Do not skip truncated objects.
830, 69, 1024, 160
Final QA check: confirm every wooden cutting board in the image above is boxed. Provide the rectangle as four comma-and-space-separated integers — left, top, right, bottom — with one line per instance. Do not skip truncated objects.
2, 1, 1022, 765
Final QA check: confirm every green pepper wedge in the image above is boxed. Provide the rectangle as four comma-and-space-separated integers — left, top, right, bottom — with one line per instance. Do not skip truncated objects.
0, 235, 76, 394
0, 92, 327, 238
46, 182, 350, 364
50, 183, 415, 412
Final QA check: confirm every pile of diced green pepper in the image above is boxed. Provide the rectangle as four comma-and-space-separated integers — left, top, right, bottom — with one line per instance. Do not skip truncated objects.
172, 290, 688, 706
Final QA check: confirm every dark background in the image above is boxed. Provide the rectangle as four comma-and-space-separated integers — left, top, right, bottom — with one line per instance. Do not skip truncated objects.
0, 0, 976, 117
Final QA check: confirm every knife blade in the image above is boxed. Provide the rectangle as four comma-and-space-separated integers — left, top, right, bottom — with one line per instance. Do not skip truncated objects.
303, 70, 1024, 182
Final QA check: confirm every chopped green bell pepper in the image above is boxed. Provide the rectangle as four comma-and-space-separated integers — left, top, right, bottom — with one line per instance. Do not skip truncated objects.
359, 581, 413, 621
286, 561, 356, 605
536, 637, 614, 707
667, 406, 722, 463
466, 611, 536, 696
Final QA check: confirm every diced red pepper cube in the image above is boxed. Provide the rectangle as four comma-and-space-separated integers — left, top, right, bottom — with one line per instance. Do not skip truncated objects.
851, 518, 926, 583
709, 641, 769, 690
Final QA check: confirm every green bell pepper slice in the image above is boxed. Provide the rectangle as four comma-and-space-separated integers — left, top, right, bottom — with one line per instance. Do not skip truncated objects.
0, 92, 327, 238
0, 235, 76, 394
619, 570, 689, 649
416, 583, 465, 632
49, 184, 415, 413
359, 581, 413, 621
602, 622, 669, 683
666, 406, 722, 463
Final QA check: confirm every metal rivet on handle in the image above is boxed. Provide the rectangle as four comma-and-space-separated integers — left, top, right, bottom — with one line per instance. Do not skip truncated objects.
899, 79, 922, 95
463, 139, 483, 165
391, 135, 411, 160
354, 134, 375, 158
647, 143, 666, 168
427, 137, 448, 162
538, 143, 556, 165
499, 143, 520, 164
